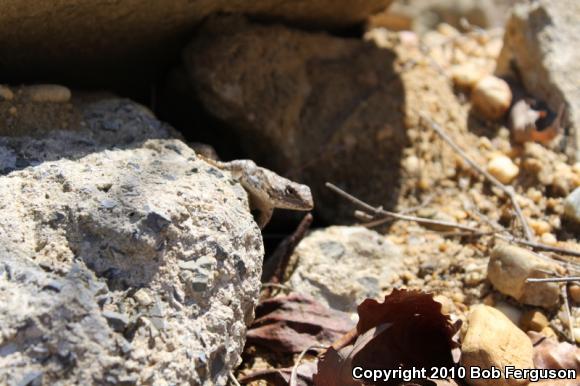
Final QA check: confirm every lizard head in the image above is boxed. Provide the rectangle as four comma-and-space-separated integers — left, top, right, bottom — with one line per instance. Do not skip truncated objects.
268, 180, 314, 211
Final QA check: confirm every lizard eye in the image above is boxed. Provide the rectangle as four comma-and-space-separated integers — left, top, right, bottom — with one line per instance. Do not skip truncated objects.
285, 186, 297, 196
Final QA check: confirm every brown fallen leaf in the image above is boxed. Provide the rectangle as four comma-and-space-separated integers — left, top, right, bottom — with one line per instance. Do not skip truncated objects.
528, 331, 580, 371
314, 290, 461, 386
247, 293, 355, 354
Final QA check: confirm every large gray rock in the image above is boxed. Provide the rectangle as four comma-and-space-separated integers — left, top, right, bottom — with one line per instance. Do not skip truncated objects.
0, 0, 392, 85
184, 16, 408, 222
496, 0, 580, 159
287, 226, 405, 312
0, 85, 177, 174
0, 138, 264, 385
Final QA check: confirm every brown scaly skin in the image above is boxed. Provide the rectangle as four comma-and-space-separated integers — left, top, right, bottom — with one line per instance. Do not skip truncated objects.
199, 156, 314, 228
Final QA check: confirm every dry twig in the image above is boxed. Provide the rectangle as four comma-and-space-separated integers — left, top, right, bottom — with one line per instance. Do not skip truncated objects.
562, 285, 575, 343
327, 182, 580, 269
229, 372, 242, 386
418, 112, 535, 241
262, 213, 313, 298
526, 277, 580, 283
326, 182, 481, 233
290, 345, 326, 386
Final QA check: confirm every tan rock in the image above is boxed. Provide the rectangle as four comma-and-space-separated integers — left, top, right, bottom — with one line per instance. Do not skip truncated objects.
472, 75, 512, 120
450, 63, 486, 89
461, 305, 534, 386
0, 85, 14, 101
22, 84, 71, 103
487, 155, 519, 184
487, 245, 561, 308
520, 310, 549, 332
569, 284, 580, 304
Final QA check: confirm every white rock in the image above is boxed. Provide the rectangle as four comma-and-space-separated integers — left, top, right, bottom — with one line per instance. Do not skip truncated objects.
461, 305, 534, 386
487, 245, 561, 308
471, 75, 512, 120
287, 226, 405, 312
487, 154, 519, 184
564, 187, 580, 223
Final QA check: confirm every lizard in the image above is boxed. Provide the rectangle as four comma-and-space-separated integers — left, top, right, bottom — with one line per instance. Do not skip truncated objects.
198, 155, 314, 228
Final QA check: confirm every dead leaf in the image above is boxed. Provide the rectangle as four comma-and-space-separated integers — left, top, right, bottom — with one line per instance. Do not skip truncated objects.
247, 293, 355, 354
528, 331, 580, 371
314, 290, 461, 386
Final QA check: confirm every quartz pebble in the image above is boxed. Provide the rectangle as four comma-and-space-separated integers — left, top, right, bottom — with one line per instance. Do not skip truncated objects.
487, 245, 561, 308
461, 305, 534, 386
487, 155, 519, 184
471, 75, 512, 120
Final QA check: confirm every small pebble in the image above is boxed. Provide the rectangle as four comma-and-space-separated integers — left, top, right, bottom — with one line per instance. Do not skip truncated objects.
133, 289, 153, 306
569, 284, 580, 304
529, 219, 551, 236
8, 106, 17, 116
540, 232, 557, 245
487, 154, 519, 184
0, 85, 14, 101
450, 63, 486, 89
23, 84, 71, 103
471, 75, 512, 120
519, 310, 549, 332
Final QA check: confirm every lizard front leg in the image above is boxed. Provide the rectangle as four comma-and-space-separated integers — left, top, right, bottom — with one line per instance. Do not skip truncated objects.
254, 204, 274, 229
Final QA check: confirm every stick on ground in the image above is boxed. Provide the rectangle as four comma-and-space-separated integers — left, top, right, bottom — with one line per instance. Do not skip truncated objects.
419, 111, 535, 242
325, 182, 481, 233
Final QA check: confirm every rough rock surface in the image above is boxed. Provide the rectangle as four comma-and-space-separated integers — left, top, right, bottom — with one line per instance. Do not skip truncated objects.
487, 245, 561, 309
461, 305, 534, 386
496, 0, 580, 159
0, 138, 264, 385
287, 226, 405, 312
185, 16, 408, 222
0, 0, 392, 84
0, 86, 178, 174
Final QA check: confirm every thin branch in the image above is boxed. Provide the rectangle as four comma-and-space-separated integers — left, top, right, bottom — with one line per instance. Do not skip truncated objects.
562, 285, 575, 343
261, 213, 313, 298
326, 181, 580, 269
500, 236, 580, 258
290, 345, 326, 386
229, 372, 241, 386
358, 196, 434, 228
526, 277, 580, 283
419, 111, 535, 242
326, 182, 481, 233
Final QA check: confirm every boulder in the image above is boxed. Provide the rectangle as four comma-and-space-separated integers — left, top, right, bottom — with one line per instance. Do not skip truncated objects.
0, 97, 264, 384
461, 305, 534, 386
0, 0, 392, 85
287, 226, 405, 312
184, 16, 409, 222
497, 0, 580, 159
